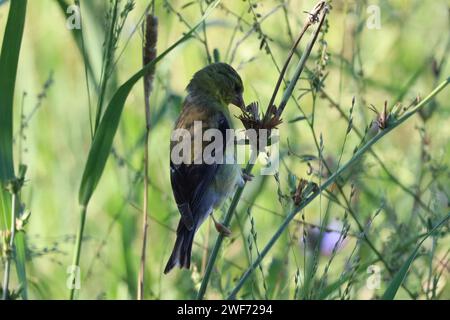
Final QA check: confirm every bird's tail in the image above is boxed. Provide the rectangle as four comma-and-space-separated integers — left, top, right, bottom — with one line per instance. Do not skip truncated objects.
164, 222, 195, 274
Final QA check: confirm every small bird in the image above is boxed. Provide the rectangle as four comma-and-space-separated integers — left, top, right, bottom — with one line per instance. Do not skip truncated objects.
164, 63, 246, 274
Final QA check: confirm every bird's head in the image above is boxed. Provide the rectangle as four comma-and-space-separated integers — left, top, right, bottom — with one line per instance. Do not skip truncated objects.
186, 63, 245, 110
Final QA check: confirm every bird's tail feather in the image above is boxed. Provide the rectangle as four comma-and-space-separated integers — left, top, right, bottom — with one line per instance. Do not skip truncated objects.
164, 223, 195, 274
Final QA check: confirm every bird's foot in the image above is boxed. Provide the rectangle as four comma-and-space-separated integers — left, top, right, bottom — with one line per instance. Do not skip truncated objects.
211, 216, 232, 237
242, 171, 254, 182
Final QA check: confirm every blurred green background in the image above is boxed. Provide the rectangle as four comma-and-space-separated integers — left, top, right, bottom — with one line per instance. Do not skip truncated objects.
0, 0, 449, 299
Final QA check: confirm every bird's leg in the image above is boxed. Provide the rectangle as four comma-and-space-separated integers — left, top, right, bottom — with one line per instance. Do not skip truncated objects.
211, 215, 232, 237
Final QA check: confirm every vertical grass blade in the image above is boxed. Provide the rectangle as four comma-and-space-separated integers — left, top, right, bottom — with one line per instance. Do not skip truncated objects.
0, 0, 27, 211
55, 0, 98, 89
381, 213, 450, 300
0, 0, 28, 300
14, 232, 27, 298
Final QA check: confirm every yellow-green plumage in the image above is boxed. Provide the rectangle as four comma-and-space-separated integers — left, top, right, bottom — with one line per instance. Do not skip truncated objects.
165, 63, 245, 274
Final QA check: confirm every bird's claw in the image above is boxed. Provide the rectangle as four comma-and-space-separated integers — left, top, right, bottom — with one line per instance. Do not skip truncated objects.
212, 217, 232, 237
242, 172, 254, 182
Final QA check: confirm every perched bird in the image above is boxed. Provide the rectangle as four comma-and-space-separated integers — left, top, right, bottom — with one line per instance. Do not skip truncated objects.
164, 63, 246, 274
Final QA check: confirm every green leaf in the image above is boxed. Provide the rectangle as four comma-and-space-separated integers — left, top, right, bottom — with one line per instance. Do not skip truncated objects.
381, 213, 450, 300
0, 0, 28, 299
54, 0, 98, 89
14, 232, 28, 299
0, 0, 27, 216
78, 0, 221, 206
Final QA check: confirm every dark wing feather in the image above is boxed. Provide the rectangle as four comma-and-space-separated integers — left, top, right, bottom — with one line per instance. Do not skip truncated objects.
170, 161, 217, 230
170, 108, 230, 230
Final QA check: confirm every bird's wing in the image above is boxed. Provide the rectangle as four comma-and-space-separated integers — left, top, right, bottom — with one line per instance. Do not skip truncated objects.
170, 105, 230, 230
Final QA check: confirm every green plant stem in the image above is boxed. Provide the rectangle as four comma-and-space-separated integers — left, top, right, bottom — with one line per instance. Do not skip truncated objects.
138, 10, 158, 300
275, 4, 326, 119
320, 89, 434, 215
2, 192, 16, 300
75, 0, 94, 139
196, 162, 254, 299
69, 205, 87, 300
227, 78, 449, 298
262, 3, 316, 123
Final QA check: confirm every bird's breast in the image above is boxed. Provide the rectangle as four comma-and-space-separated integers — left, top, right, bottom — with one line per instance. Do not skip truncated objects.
212, 163, 242, 208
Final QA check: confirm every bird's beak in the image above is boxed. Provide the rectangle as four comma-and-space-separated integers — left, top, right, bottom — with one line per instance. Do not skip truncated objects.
231, 93, 246, 111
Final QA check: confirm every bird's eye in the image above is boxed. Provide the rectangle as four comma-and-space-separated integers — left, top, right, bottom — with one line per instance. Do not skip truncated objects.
234, 83, 241, 93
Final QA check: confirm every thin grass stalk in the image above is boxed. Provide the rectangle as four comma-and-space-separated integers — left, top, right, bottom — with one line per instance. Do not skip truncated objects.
69, 205, 87, 300
199, 1, 212, 64
196, 1, 329, 300
320, 89, 435, 216
227, 77, 450, 298
246, 208, 269, 299
94, 0, 119, 132
75, 0, 94, 139
55, 0, 99, 91
275, 6, 326, 118
138, 9, 158, 300
197, 162, 254, 299
264, 1, 326, 122
2, 192, 16, 300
